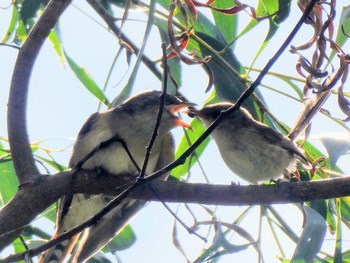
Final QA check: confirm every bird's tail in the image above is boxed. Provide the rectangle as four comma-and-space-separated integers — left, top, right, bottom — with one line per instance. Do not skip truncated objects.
70, 198, 146, 263
38, 232, 81, 263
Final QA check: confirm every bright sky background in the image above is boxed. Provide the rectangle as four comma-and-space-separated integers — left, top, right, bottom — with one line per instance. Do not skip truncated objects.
1, 0, 350, 262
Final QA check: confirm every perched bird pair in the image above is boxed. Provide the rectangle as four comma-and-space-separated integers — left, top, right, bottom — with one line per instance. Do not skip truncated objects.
40, 90, 306, 262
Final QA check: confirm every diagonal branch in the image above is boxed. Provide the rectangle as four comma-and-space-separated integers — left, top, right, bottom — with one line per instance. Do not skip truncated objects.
140, 43, 169, 178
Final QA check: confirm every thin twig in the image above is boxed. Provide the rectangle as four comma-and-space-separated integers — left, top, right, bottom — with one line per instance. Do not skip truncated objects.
74, 135, 140, 172
0, 43, 20, 50
139, 42, 168, 178
86, 0, 162, 80
148, 184, 207, 242
142, 45, 208, 242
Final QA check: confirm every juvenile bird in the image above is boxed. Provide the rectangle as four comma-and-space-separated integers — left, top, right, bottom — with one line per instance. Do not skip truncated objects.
189, 103, 307, 184
39, 90, 193, 262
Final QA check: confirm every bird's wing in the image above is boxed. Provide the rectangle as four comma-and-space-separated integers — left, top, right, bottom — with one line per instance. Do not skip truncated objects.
253, 122, 308, 163
70, 133, 175, 262
38, 113, 115, 263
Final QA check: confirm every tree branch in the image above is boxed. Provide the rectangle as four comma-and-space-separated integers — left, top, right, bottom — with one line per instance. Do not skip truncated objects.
0, 171, 72, 250
4, 0, 72, 248
1, 167, 350, 255
7, 0, 72, 185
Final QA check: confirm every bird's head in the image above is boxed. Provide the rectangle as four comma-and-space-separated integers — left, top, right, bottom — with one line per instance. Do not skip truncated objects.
117, 90, 195, 134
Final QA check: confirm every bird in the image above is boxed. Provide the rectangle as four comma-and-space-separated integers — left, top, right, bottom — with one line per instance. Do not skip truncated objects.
39, 90, 193, 263
188, 103, 308, 184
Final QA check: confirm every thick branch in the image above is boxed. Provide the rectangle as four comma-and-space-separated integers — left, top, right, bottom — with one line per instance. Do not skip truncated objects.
7, 0, 72, 185
1, 168, 350, 252
133, 178, 350, 205
0, 171, 72, 250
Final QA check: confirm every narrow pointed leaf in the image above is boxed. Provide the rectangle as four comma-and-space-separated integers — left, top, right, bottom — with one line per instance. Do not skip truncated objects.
64, 50, 109, 105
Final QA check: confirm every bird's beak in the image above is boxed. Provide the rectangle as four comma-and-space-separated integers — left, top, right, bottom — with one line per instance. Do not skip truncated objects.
169, 102, 196, 114
169, 102, 196, 130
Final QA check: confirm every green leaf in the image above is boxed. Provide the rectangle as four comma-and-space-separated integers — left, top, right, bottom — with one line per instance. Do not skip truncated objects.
307, 200, 328, 221
302, 141, 327, 163
22, 225, 52, 240
0, 159, 18, 206
211, 0, 238, 44
334, 199, 342, 263
275, 0, 292, 24
329, 5, 350, 61
16, 19, 27, 43
105, 225, 136, 252
237, 0, 290, 38
110, 0, 157, 106
20, 0, 42, 24
184, 12, 228, 59
193, 11, 224, 40
172, 91, 220, 179
40, 203, 57, 222
279, 77, 304, 100
2, 6, 19, 43
195, 32, 262, 119
157, 0, 224, 40
35, 155, 67, 172
340, 196, 350, 222
172, 118, 210, 179
244, 0, 291, 72
12, 237, 27, 255
64, 50, 109, 105
49, 29, 64, 65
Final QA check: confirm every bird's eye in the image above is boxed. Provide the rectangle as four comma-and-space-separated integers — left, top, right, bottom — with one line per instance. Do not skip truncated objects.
187, 111, 196, 118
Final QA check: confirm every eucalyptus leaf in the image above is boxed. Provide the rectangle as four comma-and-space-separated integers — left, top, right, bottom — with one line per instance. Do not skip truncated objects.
2, 7, 19, 43
329, 5, 350, 61
64, 50, 109, 105
195, 32, 262, 119
211, 0, 238, 44
291, 206, 327, 263
105, 225, 136, 252
0, 160, 18, 206
111, 0, 157, 106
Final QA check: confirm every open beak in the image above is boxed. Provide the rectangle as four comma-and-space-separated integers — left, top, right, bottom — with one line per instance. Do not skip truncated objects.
169, 102, 196, 130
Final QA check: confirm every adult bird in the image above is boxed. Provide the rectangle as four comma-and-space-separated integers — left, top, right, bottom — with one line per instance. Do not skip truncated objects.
39, 90, 193, 262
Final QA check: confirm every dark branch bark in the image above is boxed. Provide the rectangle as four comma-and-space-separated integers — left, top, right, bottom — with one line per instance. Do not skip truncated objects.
1, 167, 350, 253
0, 171, 71, 250
7, 0, 72, 185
